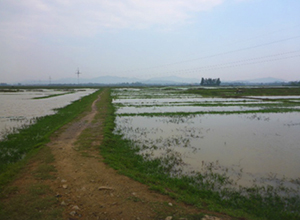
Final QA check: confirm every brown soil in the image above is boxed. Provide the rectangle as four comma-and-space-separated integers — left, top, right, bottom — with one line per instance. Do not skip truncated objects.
1, 90, 234, 220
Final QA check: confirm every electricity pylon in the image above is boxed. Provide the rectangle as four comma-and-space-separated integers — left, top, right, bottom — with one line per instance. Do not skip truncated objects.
76, 68, 81, 84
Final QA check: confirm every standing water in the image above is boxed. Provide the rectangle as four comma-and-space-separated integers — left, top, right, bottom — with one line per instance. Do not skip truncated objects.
0, 89, 96, 139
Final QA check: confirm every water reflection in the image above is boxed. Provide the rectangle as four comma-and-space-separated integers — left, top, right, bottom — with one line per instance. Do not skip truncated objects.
115, 113, 300, 189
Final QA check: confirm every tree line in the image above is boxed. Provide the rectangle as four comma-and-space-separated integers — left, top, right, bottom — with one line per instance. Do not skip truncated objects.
288, 81, 300, 86
200, 78, 221, 86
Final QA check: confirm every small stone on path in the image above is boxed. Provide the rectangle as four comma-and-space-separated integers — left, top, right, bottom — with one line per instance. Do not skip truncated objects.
69, 211, 77, 216
202, 215, 222, 220
98, 186, 113, 190
72, 205, 80, 210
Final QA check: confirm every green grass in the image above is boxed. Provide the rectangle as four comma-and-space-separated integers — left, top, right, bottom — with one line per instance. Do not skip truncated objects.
33, 91, 75, 99
33, 164, 56, 180
0, 146, 63, 220
74, 89, 109, 156
99, 88, 300, 220
117, 107, 300, 117
186, 87, 300, 97
0, 89, 21, 92
0, 184, 63, 220
31, 146, 57, 180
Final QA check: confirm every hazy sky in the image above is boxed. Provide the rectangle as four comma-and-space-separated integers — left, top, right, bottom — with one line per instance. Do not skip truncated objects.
0, 0, 300, 83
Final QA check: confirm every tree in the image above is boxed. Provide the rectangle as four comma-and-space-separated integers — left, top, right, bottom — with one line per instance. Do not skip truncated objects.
200, 78, 204, 86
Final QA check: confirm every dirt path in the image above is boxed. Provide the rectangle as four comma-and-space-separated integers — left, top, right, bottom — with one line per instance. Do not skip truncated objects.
2, 90, 231, 220
47, 92, 188, 220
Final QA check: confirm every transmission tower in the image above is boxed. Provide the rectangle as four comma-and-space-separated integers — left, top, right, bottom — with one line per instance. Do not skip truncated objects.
76, 68, 81, 84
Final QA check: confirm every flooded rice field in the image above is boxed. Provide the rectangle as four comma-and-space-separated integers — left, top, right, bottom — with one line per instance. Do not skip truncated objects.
116, 106, 264, 114
0, 88, 96, 139
112, 87, 300, 193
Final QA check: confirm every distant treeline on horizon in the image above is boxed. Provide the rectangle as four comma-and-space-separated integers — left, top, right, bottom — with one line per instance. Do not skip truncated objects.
0, 81, 300, 87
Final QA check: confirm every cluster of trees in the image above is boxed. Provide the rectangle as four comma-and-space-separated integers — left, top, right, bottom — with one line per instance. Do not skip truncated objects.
200, 78, 221, 86
288, 81, 300, 86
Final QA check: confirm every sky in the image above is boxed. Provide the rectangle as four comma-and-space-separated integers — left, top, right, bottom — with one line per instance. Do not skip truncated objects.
0, 0, 300, 84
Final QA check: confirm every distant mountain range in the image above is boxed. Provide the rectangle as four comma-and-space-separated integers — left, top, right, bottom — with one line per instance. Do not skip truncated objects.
227, 77, 285, 84
23, 75, 200, 85
20, 76, 286, 85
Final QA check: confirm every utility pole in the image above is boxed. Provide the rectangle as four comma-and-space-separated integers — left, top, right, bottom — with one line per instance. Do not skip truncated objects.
76, 68, 81, 84
49, 76, 51, 85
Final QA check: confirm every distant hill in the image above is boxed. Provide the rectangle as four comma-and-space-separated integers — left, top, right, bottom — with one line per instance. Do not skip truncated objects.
243, 77, 285, 83
21, 75, 200, 85
85, 76, 141, 84
142, 76, 199, 85
224, 77, 285, 85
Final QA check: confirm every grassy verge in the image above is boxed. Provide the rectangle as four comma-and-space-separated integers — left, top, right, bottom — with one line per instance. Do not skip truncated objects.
117, 107, 300, 117
100, 89, 300, 220
0, 89, 102, 190
185, 87, 300, 97
33, 91, 75, 99
0, 146, 63, 220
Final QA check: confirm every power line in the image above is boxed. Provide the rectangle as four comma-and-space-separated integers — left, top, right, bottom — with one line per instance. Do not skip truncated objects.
156, 51, 300, 75
223, 24, 300, 47
170, 36, 300, 65
109, 35, 300, 75
190, 54, 300, 73
173, 50, 300, 73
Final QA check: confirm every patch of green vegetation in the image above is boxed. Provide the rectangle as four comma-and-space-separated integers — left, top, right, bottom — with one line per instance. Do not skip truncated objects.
0, 186, 19, 198
74, 89, 108, 156
0, 89, 22, 93
28, 146, 57, 180
33, 164, 56, 180
126, 196, 143, 203
0, 184, 62, 220
115, 99, 300, 108
100, 88, 300, 220
74, 127, 94, 151
0, 134, 63, 219
33, 91, 75, 99
0, 88, 102, 190
186, 87, 300, 97
117, 107, 300, 117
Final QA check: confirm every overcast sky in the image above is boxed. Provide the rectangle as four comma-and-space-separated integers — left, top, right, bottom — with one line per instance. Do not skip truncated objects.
0, 0, 300, 83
